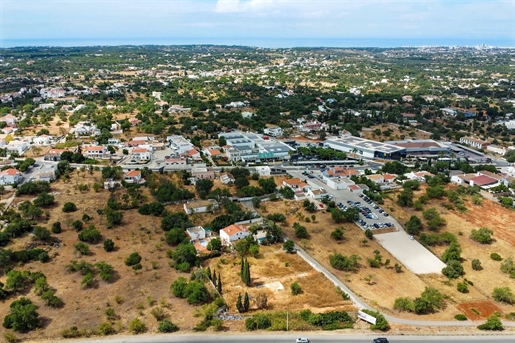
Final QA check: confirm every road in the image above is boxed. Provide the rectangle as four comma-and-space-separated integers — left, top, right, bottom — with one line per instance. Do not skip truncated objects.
45, 333, 515, 343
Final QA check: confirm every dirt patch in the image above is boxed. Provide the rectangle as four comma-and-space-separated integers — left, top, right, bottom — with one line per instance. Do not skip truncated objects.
456, 301, 503, 321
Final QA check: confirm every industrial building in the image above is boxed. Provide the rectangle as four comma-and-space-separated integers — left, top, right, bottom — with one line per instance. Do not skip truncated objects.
385, 139, 450, 157
219, 131, 294, 163
323, 136, 406, 160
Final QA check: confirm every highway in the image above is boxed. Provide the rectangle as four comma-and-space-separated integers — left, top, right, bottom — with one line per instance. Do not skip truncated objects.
48, 333, 515, 343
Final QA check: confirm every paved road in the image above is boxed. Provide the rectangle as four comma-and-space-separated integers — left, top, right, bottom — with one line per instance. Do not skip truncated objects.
45, 333, 515, 343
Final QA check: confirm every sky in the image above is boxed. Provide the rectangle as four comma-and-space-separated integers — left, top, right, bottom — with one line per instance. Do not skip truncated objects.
1, 0, 514, 48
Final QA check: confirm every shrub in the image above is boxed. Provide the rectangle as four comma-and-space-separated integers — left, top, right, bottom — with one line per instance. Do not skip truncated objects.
492, 287, 515, 304
491, 253, 502, 261
500, 257, 515, 278
405, 215, 422, 235
455, 314, 467, 321
329, 253, 359, 272
128, 318, 147, 334
477, 313, 504, 331
245, 314, 271, 331
457, 282, 468, 293
290, 281, 302, 295
74, 242, 90, 255
442, 260, 464, 279
51, 222, 61, 234
471, 259, 482, 271
283, 240, 295, 253
78, 227, 101, 243
157, 319, 179, 333
62, 202, 77, 213
103, 239, 115, 252
97, 322, 115, 336
362, 309, 389, 331
60, 326, 86, 338
125, 252, 142, 266
471, 227, 493, 244
2, 297, 40, 332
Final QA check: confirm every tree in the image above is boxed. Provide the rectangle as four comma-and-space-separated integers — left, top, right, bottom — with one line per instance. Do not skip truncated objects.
78, 227, 101, 243
74, 242, 90, 255
103, 239, 115, 252
442, 241, 462, 263
172, 243, 197, 271
33, 192, 55, 207
500, 196, 513, 209
283, 240, 295, 253
165, 228, 187, 246
33, 226, 51, 242
3, 297, 40, 332
290, 281, 302, 295
255, 293, 268, 309
195, 179, 214, 199
331, 227, 345, 241
329, 253, 360, 272
258, 178, 277, 194
158, 319, 179, 333
293, 222, 308, 239
236, 293, 243, 313
243, 292, 250, 312
470, 227, 493, 244
397, 189, 414, 207
51, 222, 61, 234
278, 186, 295, 199
442, 260, 464, 279
162, 212, 192, 231
492, 287, 515, 304
251, 197, 261, 208
365, 229, 373, 240
405, 215, 422, 235
62, 202, 77, 213
105, 208, 123, 227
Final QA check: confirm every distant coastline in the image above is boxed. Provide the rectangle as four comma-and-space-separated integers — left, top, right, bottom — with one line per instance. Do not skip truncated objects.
1, 37, 513, 49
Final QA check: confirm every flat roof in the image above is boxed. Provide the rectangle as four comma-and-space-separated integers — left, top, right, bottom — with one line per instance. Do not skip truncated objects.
325, 136, 405, 154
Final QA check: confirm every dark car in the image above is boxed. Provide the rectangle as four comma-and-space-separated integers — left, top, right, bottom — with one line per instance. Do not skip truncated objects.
373, 338, 389, 343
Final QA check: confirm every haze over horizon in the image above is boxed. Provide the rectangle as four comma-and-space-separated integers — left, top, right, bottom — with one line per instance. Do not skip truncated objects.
1, 0, 513, 48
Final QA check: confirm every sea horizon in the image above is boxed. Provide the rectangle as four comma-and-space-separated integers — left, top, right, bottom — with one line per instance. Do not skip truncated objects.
1, 37, 513, 49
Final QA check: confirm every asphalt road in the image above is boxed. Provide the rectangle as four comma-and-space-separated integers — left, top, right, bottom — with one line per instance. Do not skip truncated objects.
53, 333, 515, 343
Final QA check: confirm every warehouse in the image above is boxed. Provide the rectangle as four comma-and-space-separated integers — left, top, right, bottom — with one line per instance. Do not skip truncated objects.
385, 139, 450, 157
219, 131, 294, 162
323, 136, 406, 160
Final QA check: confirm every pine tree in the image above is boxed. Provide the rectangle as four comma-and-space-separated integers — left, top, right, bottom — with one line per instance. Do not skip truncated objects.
217, 273, 222, 294
236, 293, 243, 313
243, 292, 250, 312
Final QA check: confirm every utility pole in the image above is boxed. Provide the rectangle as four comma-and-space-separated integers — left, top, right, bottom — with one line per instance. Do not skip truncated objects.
286, 311, 289, 331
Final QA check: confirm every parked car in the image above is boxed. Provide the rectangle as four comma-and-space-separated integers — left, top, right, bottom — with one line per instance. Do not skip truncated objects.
296, 338, 310, 343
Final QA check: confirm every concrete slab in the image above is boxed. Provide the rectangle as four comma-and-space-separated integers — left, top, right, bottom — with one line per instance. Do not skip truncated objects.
375, 231, 446, 274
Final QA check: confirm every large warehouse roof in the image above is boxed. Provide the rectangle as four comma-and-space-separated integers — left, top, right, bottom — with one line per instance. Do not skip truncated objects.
325, 136, 405, 154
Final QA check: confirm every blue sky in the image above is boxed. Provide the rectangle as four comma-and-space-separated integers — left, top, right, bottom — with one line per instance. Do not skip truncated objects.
1, 0, 514, 47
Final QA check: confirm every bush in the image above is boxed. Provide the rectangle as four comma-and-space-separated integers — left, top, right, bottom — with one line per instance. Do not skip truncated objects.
78, 227, 101, 243
165, 228, 187, 246
329, 253, 359, 272
125, 252, 142, 266
62, 202, 77, 213
51, 222, 61, 234
290, 281, 302, 295
457, 282, 468, 293
283, 240, 295, 253
128, 318, 146, 334
471, 259, 482, 271
2, 297, 40, 332
245, 314, 271, 331
500, 257, 515, 278
97, 322, 115, 336
471, 228, 493, 244
103, 239, 115, 252
157, 319, 179, 333
455, 314, 467, 321
405, 215, 422, 235
491, 253, 502, 261
442, 260, 464, 279
492, 287, 515, 304
477, 314, 504, 331
361, 309, 389, 331
74, 242, 90, 255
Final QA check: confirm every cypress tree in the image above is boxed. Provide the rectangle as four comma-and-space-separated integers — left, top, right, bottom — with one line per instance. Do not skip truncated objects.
245, 260, 251, 286
217, 273, 222, 294
243, 292, 250, 312
207, 266, 212, 281
236, 293, 243, 313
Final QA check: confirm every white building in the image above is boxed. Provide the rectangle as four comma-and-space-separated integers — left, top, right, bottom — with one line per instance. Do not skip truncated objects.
33, 134, 53, 146
263, 127, 283, 137
84, 146, 106, 158
254, 166, 271, 177
0, 168, 21, 185
167, 135, 195, 154
460, 136, 489, 150
6, 141, 29, 155
131, 148, 152, 161
220, 224, 251, 245
186, 226, 206, 242
486, 145, 506, 156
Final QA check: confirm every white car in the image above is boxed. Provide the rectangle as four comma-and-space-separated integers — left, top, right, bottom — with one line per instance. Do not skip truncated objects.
296, 339, 310, 343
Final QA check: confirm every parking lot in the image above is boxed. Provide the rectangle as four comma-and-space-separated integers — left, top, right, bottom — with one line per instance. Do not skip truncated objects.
288, 170, 399, 232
